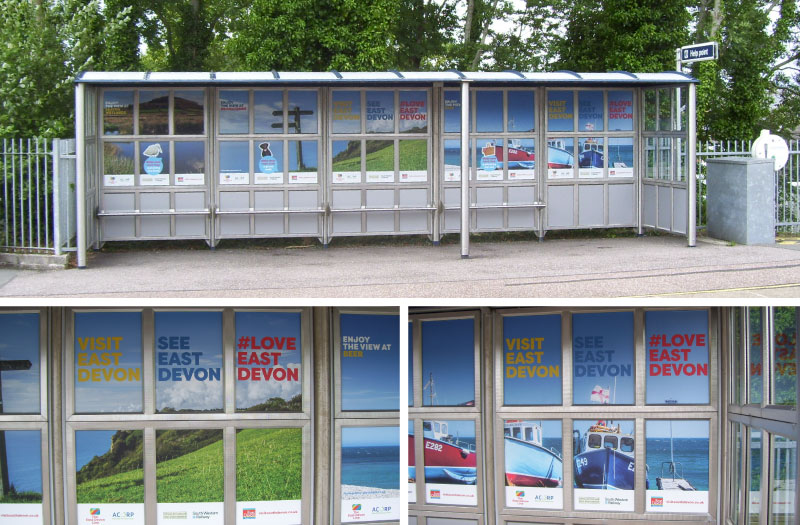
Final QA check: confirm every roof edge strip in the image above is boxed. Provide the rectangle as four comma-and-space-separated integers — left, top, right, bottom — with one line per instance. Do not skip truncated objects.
447, 69, 466, 79
272, 70, 279, 79
554, 70, 582, 79
609, 70, 638, 79
503, 69, 525, 78
330, 69, 343, 79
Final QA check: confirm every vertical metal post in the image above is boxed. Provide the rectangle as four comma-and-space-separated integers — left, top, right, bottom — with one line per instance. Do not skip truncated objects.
75, 83, 88, 267
460, 80, 471, 258
688, 82, 697, 247
53, 139, 61, 255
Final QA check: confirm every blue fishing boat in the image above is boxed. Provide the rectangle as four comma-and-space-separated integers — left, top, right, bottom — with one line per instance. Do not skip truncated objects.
547, 139, 574, 168
504, 421, 562, 487
573, 423, 635, 490
579, 139, 604, 168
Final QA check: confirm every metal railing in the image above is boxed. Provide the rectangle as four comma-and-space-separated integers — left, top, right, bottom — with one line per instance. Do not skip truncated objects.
0, 138, 76, 255
696, 139, 800, 234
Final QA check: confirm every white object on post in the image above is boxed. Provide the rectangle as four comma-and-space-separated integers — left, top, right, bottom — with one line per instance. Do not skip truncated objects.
751, 129, 789, 171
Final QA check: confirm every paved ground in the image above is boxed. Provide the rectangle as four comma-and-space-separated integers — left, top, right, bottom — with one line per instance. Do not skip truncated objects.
2, 235, 800, 299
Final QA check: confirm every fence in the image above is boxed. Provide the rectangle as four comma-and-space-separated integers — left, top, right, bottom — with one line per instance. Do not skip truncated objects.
0, 138, 76, 255
696, 139, 800, 234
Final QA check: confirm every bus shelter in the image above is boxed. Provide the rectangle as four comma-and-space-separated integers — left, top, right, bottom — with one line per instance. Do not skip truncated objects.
74, 71, 698, 267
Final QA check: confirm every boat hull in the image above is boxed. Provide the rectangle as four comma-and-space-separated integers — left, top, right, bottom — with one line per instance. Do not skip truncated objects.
574, 447, 634, 490
579, 150, 604, 168
417, 434, 477, 485
547, 146, 574, 169
504, 436, 562, 487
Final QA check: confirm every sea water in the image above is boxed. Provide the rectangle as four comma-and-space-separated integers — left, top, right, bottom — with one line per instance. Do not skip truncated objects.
645, 437, 710, 491
341, 446, 400, 490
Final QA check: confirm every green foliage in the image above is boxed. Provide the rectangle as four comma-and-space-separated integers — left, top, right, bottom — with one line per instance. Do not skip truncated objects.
239, 394, 302, 412
156, 430, 224, 503
77, 430, 144, 485
236, 428, 302, 501
0, 486, 43, 503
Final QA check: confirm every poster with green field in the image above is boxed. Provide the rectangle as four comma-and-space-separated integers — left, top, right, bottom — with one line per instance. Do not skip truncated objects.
0, 430, 43, 525
76, 430, 144, 525
235, 428, 302, 524
156, 429, 224, 525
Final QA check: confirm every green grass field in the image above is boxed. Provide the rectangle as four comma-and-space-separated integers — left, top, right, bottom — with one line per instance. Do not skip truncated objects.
0, 490, 43, 504
236, 428, 302, 501
77, 467, 144, 504
332, 139, 427, 172
156, 431, 224, 503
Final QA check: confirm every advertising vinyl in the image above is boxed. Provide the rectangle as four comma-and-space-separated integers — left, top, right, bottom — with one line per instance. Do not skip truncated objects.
77, 504, 144, 525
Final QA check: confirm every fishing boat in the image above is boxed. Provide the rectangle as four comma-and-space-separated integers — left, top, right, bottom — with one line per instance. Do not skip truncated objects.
504, 420, 562, 487
573, 422, 636, 490
411, 420, 477, 485
547, 139, 574, 169
579, 138, 604, 168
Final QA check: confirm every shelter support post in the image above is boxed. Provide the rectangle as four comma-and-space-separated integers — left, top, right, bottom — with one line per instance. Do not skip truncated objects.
75, 83, 87, 268
460, 80, 471, 258
688, 82, 697, 247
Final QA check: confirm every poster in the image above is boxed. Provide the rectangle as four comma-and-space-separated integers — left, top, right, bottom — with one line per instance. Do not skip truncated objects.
572, 312, 634, 405
399, 140, 427, 183
332, 140, 361, 184
573, 420, 635, 512
546, 138, 574, 179
173, 91, 204, 135
645, 420, 709, 513
476, 139, 503, 181
506, 91, 534, 132
608, 91, 634, 131
504, 420, 562, 509
423, 420, 477, 506
155, 311, 223, 413
578, 91, 604, 132
103, 91, 133, 135
287, 91, 318, 135
253, 90, 283, 134
74, 312, 142, 413
443, 91, 461, 133
340, 313, 399, 411
174, 142, 205, 186
0, 313, 40, 413
421, 318, 475, 406
76, 430, 144, 525
408, 421, 416, 503
503, 314, 562, 405
288, 141, 318, 184
139, 90, 168, 135
156, 429, 224, 525
219, 91, 249, 134
399, 91, 427, 133
236, 428, 302, 524
507, 139, 535, 180
219, 142, 250, 185
475, 91, 503, 133
366, 91, 394, 134
645, 310, 709, 404
547, 91, 574, 132
365, 140, 394, 183
103, 143, 135, 187
578, 137, 604, 179
140, 142, 169, 186
608, 138, 634, 178
235, 311, 302, 412
772, 306, 797, 406
253, 141, 283, 185
332, 91, 361, 134
0, 430, 43, 525
443, 139, 462, 182
341, 426, 400, 522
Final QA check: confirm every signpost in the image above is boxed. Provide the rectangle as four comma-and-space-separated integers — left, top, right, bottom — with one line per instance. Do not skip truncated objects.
679, 42, 719, 64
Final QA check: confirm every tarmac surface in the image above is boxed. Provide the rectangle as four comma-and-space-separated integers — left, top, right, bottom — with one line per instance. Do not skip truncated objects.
2, 234, 800, 300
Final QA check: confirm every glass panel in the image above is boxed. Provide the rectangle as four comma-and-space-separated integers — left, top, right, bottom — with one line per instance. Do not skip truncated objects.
679, 87, 688, 131
399, 140, 427, 182
608, 138, 634, 178
234, 311, 301, 412
749, 307, 764, 404
103, 142, 135, 187
408, 421, 416, 503
476, 138, 503, 181
0, 430, 42, 503
341, 426, 400, 522
475, 91, 503, 132
578, 137, 604, 179
573, 420, 635, 511
645, 420, 709, 513
140, 141, 170, 186
74, 312, 143, 413
139, 90, 169, 135
443, 90, 461, 133
732, 308, 743, 405
219, 90, 249, 134
503, 314, 562, 405
366, 91, 395, 134
340, 313, 399, 411
658, 137, 672, 181
659, 88, 672, 131
547, 91, 574, 132
507, 91, 534, 132
645, 310, 710, 405
677, 137, 687, 182
76, 430, 143, 520
287, 91, 317, 134
254, 90, 283, 134
421, 318, 475, 406
423, 419, 477, 505
608, 90, 634, 131
547, 137, 574, 179
748, 429, 761, 521
503, 420, 562, 510
771, 436, 796, 523
578, 91, 604, 132
331, 140, 361, 184
645, 137, 656, 179
155, 311, 223, 413
156, 429, 224, 522
365, 140, 394, 183
174, 142, 205, 186
773, 306, 797, 406
408, 323, 413, 407
443, 139, 462, 182
219, 141, 250, 185
332, 91, 361, 134
572, 312, 634, 405
288, 140, 318, 184
174, 90, 204, 135
399, 91, 428, 133
731, 423, 742, 524
620, 437, 634, 453
236, 428, 302, 523
0, 313, 40, 414
253, 140, 284, 185
507, 138, 535, 180
644, 90, 657, 131
103, 91, 134, 135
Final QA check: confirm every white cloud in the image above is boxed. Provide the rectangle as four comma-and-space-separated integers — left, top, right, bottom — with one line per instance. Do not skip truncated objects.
157, 377, 223, 411
235, 363, 301, 407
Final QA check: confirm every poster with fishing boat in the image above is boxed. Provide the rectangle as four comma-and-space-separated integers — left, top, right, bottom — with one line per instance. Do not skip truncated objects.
0, 430, 44, 525
422, 420, 478, 506
645, 420, 709, 513
573, 420, 635, 512
546, 138, 574, 179
578, 136, 604, 179
340, 426, 400, 522
503, 420, 563, 509
507, 139, 536, 180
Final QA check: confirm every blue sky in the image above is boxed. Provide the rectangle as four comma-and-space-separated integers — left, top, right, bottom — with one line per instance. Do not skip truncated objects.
424, 419, 475, 441
0, 313, 40, 413
646, 420, 709, 439
503, 314, 562, 405
74, 311, 142, 413
75, 430, 117, 471
332, 91, 361, 134
572, 312, 635, 405
342, 426, 399, 448
421, 318, 475, 406
3, 430, 42, 492
288, 140, 318, 171
340, 314, 399, 411
578, 90, 604, 132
